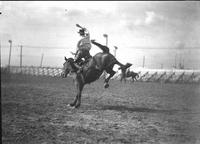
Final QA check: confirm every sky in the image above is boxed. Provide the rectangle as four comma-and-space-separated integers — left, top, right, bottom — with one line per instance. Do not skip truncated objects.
1, 1, 200, 69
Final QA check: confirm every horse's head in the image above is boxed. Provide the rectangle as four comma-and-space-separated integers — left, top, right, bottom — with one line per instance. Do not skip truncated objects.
61, 57, 75, 78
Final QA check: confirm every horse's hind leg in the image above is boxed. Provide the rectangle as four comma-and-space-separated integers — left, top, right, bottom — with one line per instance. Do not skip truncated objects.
104, 69, 116, 88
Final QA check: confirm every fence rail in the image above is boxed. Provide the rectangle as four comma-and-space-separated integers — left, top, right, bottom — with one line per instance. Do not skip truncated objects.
1, 66, 200, 84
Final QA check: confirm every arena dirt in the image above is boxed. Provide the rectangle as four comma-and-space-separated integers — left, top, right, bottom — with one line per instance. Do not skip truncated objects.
1, 73, 200, 144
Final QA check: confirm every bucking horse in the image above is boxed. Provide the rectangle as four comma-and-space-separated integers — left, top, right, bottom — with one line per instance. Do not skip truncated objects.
61, 40, 132, 108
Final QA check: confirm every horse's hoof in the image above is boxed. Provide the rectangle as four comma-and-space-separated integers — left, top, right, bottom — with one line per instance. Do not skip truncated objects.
74, 104, 81, 108
104, 83, 109, 88
67, 104, 76, 109
71, 106, 76, 109
67, 104, 75, 108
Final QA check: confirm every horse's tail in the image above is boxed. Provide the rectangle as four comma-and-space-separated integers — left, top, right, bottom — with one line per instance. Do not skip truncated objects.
91, 40, 109, 53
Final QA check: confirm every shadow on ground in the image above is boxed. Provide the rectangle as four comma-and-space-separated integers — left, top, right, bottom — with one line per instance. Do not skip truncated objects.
100, 104, 180, 114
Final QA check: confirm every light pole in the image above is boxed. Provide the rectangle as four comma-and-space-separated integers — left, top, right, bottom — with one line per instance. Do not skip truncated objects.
8, 40, 12, 70
103, 34, 108, 46
142, 55, 145, 68
114, 46, 118, 58
19, 45, 23, 68
174, 53, 177, 68
103, 34, 108, 79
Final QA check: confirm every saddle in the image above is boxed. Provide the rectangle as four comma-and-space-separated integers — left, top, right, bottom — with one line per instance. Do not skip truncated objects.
75, 57, 92, 73
76, 57, 102, 74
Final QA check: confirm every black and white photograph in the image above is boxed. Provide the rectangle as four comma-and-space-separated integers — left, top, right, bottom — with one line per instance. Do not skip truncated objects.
1, 1, 200, 144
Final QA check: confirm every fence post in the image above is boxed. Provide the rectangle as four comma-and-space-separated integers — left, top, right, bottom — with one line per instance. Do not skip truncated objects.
138, 71, 149, 82
156, 72, 166, 82
50, 68, 53, 76
56, 68, 60, 77
52, 68, 56, 77
42, 67, 45, 76
8, 40, 12, 72
165, 72, 175, 83
175, 72, 185, 83
47, 67, 50, 76
33, 66, 36, 76
24, 66, 27, 75
19, 45, 23, 73
186, 72, 195, 83
146, 72, 157, 82
37, 67, 40, 76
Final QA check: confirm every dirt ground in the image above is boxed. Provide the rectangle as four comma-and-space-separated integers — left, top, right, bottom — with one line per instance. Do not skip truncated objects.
1, 73, 200, 144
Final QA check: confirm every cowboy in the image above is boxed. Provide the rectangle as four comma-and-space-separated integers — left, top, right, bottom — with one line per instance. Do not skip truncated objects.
74, 24, 92, 65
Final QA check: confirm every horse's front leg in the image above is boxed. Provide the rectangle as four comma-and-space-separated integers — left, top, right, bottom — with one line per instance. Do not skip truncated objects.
75, 84, 84, 108
68, 77, 84, 108
104, 70, 116, 88
71, 75, 84, 108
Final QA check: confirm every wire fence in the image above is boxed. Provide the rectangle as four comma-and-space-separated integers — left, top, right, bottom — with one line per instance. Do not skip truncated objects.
2, 66, 200, 84
1, 44, 200, 69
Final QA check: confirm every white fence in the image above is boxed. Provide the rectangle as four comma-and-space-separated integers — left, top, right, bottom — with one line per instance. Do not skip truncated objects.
112, 68, 200, 84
